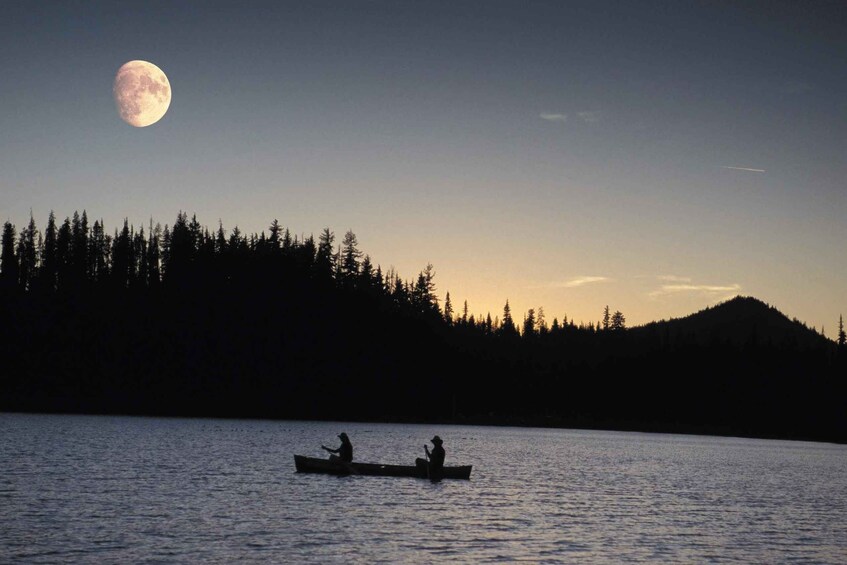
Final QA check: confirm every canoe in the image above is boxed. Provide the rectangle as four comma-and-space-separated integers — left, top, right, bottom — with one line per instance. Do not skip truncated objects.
294, 455, 472, 480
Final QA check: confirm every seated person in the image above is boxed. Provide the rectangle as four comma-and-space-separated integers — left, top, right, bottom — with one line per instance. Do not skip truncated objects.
322, 432, 353, 463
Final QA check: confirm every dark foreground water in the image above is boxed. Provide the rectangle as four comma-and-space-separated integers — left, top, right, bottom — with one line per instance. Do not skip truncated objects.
1, 414, 846, 563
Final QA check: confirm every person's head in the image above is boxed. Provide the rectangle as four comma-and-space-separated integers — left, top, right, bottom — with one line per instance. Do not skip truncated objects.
339, 432, 350, 443
431, 435, 443, 446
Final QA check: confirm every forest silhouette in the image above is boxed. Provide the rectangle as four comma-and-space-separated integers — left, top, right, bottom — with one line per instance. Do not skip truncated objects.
1, 211, 845, 443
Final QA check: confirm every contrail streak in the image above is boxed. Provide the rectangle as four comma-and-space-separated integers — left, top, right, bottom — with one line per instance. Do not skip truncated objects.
721, 166, 765, 173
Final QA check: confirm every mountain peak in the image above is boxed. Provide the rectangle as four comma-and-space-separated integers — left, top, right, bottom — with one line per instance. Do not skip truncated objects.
638, 295, 829, 348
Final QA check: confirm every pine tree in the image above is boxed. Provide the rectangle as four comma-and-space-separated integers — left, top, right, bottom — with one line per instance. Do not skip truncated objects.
501, 300, 517, 335
56, 218, 72, 289
112, 220, 133, 288
610, 310, 626, 331
148, 222, 161, 286
444, 292, 454, 324
268, 219, 281, 251
838, 315, 846, 347
523, 308, 536, 336
359, 255, 374, 289
340, 230, 362, 283
166, 212, 195, 282
41, 211, 58, 291
89, 220, 107, 283
602, 305, 610, 331
1, 222, 18, 290
316, 228, 335, 279
70, 210, 90, 282
18, 213, 38, 290
282, 228, 292, 253
537, 306, 547, 335
373, 264, 384, 291
215, 221, 227, 255
133, 226, 148, 287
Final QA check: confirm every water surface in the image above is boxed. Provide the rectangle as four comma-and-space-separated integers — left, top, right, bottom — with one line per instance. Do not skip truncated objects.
2, 414, 845, 563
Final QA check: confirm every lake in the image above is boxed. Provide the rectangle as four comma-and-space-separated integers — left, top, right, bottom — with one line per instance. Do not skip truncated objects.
1, 413, 845, 563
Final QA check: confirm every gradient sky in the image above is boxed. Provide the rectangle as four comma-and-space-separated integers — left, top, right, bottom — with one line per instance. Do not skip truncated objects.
1, 1, 845, 331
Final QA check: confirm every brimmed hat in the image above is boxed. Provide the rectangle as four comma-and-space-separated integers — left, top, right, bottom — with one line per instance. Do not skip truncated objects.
338, 432, 349, 440
431, 435, 443, 445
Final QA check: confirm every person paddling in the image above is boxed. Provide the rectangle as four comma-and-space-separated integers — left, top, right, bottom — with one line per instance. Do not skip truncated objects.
424, 435, 445, 481
322, 432, 353, 463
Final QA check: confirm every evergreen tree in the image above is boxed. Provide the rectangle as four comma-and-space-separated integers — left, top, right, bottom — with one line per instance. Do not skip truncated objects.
70, 210, 89, 281
838, 315, 846, 347
444, 292, 454, 324
462, 300, 469, 325
523, 308, 536, 336
215, 221, 227, 255
340, 230, 362, 283
111, 220, 133, 288
373, 264, 384, 292
501, 300, 517, 335
148, 222, 162, 286
359, 255, 375, 289
282, 228, 293, 254
56, 218, 72, 290
537, 306, 548, 335
316, 228, 335, 279
18, 213, 38, 290
268, 219, 281, 251
89, 220, 109, 283
133, 227, 148, 287
411, 263, 438, 315
602, 305, 610, 331
166, 212, 195, 281
0, 222, 18, 290
610, 310, 626, 331
391, 275, 408, 308
41, 211, 58, 291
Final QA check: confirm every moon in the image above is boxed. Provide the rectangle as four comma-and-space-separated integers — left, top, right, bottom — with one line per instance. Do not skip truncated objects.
113, 60, 171, 127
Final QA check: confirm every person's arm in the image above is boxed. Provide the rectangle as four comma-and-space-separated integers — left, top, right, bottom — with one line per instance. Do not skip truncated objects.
322, 445, 339, 454
424, 445, 430, 459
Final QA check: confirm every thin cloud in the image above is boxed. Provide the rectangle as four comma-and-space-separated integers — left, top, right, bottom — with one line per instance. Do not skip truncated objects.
657, 275, 692, 283
649, 282, 741, 299
565, 276, 609, 288
721, 166, 765, 173
530, 276, 610, 289
577, 111, 600, 123
540, 113, 567, 122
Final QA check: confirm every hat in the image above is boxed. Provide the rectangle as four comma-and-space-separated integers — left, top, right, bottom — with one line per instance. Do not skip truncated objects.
338, 432, 349, 440
431, 435, 443, 445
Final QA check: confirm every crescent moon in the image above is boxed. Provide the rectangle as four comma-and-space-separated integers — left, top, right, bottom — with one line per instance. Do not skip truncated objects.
113, 60, 172, 127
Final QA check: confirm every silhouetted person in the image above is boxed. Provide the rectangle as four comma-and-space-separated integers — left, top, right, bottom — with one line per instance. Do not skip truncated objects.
322, 432, 353, 463
424, 435, 445, 481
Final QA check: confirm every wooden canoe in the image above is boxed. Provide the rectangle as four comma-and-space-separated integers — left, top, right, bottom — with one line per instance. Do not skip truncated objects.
294, 455, 472, 480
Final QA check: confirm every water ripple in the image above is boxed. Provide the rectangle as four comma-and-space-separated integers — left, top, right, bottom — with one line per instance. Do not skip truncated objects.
1, 414, 846, 563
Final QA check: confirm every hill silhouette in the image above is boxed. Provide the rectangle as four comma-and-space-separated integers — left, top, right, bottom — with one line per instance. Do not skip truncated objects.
1, 211, 844, 443
635, 296, 830, 349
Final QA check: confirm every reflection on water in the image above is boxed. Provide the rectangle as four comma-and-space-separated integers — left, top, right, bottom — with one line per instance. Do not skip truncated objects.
2, 414, 845, 563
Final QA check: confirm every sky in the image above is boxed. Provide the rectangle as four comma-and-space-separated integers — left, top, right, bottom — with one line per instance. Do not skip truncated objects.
1, 0, 845, 332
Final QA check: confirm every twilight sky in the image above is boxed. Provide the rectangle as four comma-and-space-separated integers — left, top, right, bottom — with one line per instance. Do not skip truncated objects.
1, 1, 845, 331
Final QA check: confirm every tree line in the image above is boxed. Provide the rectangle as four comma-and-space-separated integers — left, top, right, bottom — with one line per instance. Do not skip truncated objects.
0, 210, 844, 443
0, 211, 633, 338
